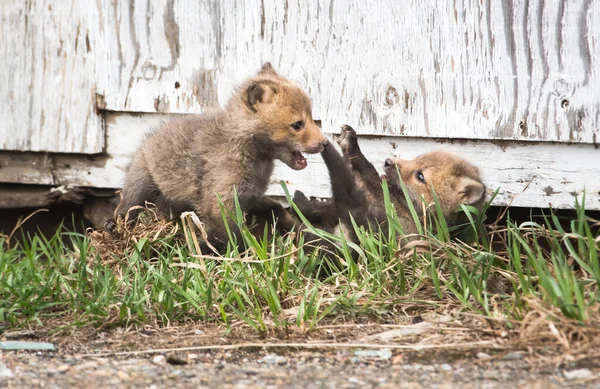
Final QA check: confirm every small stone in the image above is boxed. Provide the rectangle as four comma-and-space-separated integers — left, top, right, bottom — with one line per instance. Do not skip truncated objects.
194, 329, 205, 335
0, 366, 14, 377
477, 352, 492, 360
353, 349, 392, 360
166, 355, 188, 365
171, 369, 184, 377
73, 361, 99, 371
441, 363, 452, 371
90, 369, 113, 378
564, 368, 593, 381
392, 355, 404, 365
56, 364, 70, 373
503, 351, 524, 361
117, 371, 131, 380
152, 355, 167, 365
261, 354, 288, 365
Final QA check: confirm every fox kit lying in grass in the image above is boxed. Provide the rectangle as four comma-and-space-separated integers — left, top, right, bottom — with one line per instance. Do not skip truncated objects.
293, 125, 486, 250
113, 63, 327, 251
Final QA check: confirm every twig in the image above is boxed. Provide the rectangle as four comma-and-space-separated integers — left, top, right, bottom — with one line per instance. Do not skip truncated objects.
5, 208, 48, 249
78, 340, 502, 358
315, 323, 493, 333
188, 245, 303, 263
180, 212, 210, 280
458, 312, 524, 324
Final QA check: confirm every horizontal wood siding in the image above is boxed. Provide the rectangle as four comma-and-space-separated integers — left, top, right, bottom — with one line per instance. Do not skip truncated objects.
2, 113, 598, 210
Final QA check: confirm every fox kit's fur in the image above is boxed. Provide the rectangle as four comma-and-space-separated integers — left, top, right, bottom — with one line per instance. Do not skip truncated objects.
116, 63, 327, 250
293, 125, 486, 249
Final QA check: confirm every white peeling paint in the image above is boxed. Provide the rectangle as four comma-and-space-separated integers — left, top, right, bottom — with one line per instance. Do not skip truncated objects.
0, 0, 104, 153
100, 0, 600, 143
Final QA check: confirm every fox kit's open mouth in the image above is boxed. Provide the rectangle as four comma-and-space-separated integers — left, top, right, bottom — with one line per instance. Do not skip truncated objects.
292, 150, 308, 170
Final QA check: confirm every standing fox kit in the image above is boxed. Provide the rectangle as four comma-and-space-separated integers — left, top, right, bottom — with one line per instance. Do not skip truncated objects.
116, 63, 327, 249
293, 125, 486, 249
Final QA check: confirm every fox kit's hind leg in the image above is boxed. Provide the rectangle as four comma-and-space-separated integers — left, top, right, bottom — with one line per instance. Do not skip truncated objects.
121, 162, 159, 218
244, 196, 297, 233
203, 195, 297, 252
292, 190, 337, 226
105, 158, 161, 232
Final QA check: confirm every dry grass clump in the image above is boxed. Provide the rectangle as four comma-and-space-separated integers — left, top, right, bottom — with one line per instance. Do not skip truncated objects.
89, 205, 182, 266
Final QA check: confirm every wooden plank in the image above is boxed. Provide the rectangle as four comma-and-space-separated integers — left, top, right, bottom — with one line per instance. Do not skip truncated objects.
0, 186, 54, 208
0, 151, 129, 188
265, 137, 600, 211
0, 0, 104, 153
100, 0, 600, 143
3, 112, 598, 210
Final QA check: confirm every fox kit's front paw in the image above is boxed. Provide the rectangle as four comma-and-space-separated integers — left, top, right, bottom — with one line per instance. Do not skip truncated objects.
335, 125, 359, 157
293, 190, 310, 206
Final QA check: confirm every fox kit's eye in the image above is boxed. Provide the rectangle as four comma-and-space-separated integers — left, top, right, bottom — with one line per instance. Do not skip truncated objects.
416, 171, 426, 183
290, 121, 304, 131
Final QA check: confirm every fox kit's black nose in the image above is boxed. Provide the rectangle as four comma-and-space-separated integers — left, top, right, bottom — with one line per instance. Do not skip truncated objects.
384, 158, 394, 168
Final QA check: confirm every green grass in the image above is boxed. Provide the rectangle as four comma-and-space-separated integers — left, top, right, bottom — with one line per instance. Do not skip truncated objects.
0, 185, 598, 338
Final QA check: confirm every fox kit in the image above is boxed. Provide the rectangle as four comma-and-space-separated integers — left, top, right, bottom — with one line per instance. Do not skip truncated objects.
115, 63, 327, 250
293, 125, 486, 250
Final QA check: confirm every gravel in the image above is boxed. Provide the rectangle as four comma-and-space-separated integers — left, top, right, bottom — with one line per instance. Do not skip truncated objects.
1, 349, 598, 388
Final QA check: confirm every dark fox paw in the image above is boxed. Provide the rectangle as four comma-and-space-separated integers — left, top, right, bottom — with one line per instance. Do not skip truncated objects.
293, 190, 310, 205
104, 218, 118, 235
335, 125, 359, 156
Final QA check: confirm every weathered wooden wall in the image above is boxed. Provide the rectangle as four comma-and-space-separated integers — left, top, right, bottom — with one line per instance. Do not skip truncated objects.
100, 0, 600, 143
0, 0, 104, 153
1, 0, 599, 210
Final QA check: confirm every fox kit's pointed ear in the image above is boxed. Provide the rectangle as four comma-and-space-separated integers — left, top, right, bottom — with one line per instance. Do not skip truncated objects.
458, 177, 486, 205
258, 62, 277, 76
246, 81, 277, 111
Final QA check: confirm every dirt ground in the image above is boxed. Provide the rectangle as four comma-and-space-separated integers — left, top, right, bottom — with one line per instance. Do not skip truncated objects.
3, 350, 596, 389
2, 322, 599, 388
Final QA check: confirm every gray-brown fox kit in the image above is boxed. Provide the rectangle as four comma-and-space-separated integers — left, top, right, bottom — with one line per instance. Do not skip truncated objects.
113, 63, 327, 251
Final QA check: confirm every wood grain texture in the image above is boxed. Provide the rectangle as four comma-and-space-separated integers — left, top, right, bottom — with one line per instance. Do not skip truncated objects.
0, 0, 104, 153
101, 0, 600, 143
2, 113, 598, 210
0, 186, 54, 208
